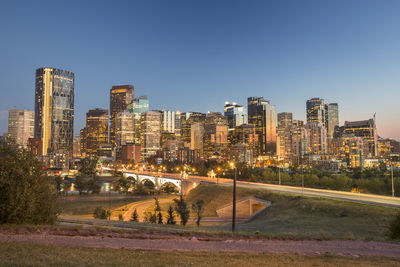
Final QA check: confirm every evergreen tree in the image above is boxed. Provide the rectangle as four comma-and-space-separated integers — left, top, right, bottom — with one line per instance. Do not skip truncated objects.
131, 208, 139, 222
157, 212, 163, 224
166, 205, 176, 225
173, 195, 190, 226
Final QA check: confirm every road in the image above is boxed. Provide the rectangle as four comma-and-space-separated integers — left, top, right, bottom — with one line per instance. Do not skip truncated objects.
128, 170, 400, 208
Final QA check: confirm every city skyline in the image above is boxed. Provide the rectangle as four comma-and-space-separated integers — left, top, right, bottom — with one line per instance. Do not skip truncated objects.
1, 1, 400, 139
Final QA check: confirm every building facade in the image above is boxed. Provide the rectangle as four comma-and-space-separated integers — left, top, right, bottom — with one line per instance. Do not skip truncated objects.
140, 111, 162, 160
7, 109, 34, 148
34, 67, 74, 155
85, 108, 109, 157
110, 85, 134, 146
247, 97, 277, 155
224, 102, 247, 131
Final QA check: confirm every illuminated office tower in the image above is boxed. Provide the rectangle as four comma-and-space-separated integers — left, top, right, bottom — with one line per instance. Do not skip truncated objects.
7, 109, 34, 148
325, 103, 339, 139
140, 111, 162, 160
110, 85, 134, 146
180, 112, 206, 144
277, 112, 293, 159
190, 122, 204, 155
85, 108, 109, 157
126, 96, 149, 145
34, 67, 74, 155
247, 97, 277, 155
343, 118, 377, 157
340, 134, 364, 168
203, 112, 229, 159
115, 111, 135, 147
306, 98, 325, 125
224, 102, 248, 131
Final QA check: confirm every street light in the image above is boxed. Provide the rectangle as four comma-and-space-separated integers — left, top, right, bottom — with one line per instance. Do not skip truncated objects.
230, 162, 237, 233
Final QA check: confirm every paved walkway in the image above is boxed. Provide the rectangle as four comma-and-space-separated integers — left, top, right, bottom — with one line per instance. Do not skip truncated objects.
1, 233, 400, 258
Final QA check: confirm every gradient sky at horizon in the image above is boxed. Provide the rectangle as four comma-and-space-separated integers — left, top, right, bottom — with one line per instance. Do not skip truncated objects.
1, 0, 400, 139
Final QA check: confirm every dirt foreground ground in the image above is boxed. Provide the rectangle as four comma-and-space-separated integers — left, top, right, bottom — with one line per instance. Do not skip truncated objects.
1, 232, 400, 259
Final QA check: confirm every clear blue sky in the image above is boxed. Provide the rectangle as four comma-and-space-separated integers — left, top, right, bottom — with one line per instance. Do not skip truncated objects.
1, 0, 400, 139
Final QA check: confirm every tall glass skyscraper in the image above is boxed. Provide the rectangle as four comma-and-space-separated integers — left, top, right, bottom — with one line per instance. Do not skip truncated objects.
247, 97, 277, 155
325, 103, 339, 139
223, 102, 248, 131
126, 96, 149, 145
34, 67, 74, 155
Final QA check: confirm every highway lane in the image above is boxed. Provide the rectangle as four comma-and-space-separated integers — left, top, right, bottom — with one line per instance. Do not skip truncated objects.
126, 170, 400, 208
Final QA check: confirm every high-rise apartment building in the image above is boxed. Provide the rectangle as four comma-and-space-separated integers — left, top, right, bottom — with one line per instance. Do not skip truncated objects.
7, 109, 34, 148
34, 67, 74, 155
290, 120, 308, 162
247, 97, 277, 155
277, 112, 293, 159
224, 102, 248, 131
110, 85, 134, 146
126, 96, 149, 145
140, 111, 161, 160
305, 122, 328, 155
85, 108, 109, 157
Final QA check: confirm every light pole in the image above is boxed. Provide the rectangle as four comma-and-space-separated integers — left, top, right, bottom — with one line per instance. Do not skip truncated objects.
301, 157, 304, 196
230, 162, 237, 233
391, 156, 395, 197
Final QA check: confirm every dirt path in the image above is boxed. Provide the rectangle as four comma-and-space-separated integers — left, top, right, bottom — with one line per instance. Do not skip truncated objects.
1, 233, 400, 258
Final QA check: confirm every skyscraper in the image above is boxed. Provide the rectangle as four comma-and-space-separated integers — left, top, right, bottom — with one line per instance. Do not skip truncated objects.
325, 103, 339, 139
85, 108, 109, 157
115, 111, 135, 147
277, 112, 293, 159
306, 98, 325, 125
203, 112, 229, 158
7, 109, 34, 148
34, 67, 74, 155
110, 85, 134, 146
126, 96, 149, 145
223, 102, 248, 131
247, 97, 277, 155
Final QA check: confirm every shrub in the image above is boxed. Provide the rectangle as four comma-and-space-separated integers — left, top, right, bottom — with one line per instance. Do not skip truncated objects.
388, 211, 400, 239
93, 207, 110, 219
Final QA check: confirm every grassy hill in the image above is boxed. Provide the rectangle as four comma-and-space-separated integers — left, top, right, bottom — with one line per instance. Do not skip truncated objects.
186, 184, 399, 240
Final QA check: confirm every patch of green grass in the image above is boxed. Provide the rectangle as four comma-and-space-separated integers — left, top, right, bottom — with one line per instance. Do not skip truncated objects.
59, 195, 149, 216
1, 241, 400, 267
187, 184, 399, 240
